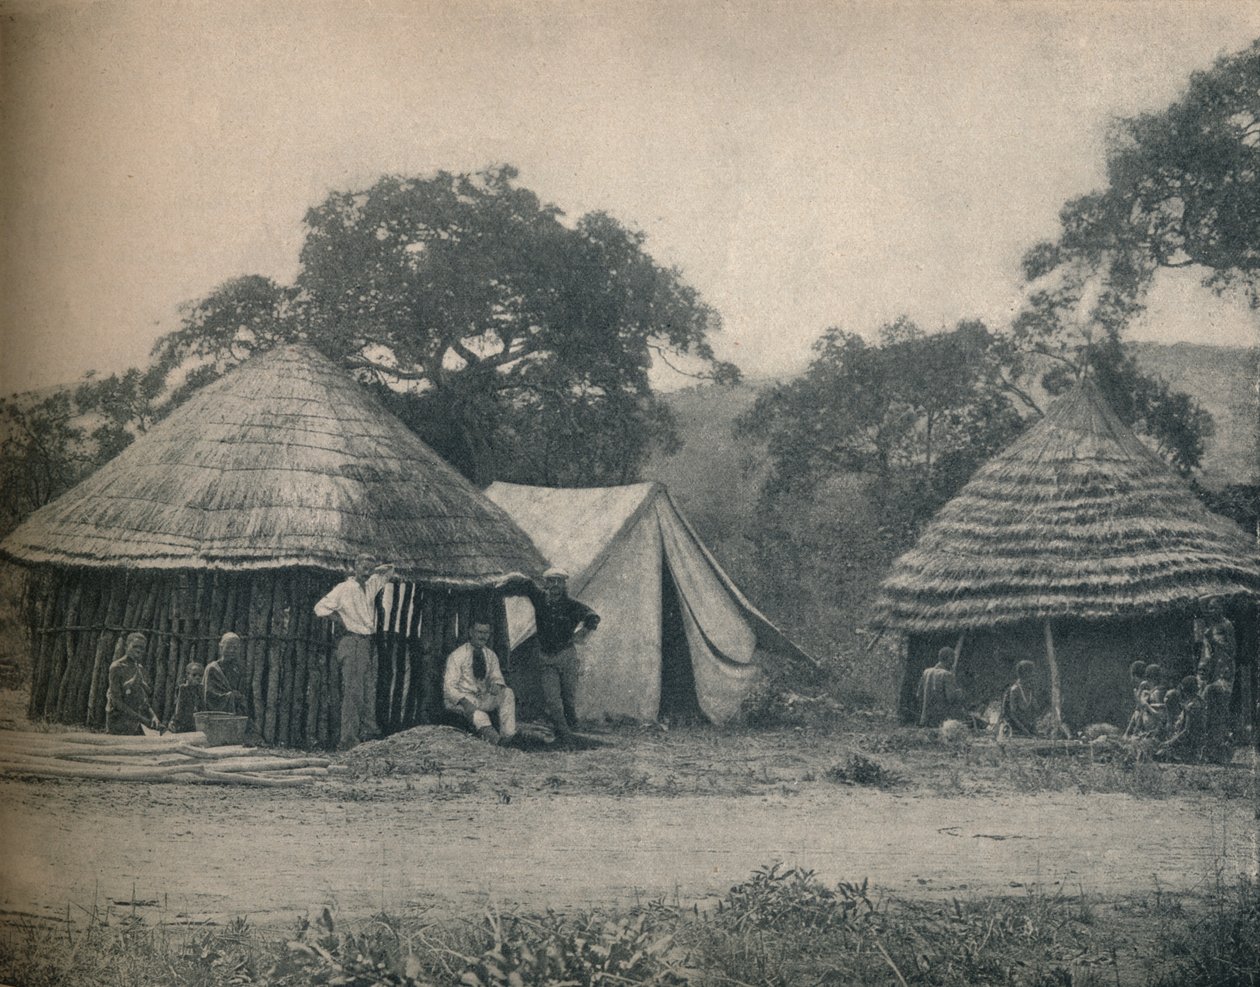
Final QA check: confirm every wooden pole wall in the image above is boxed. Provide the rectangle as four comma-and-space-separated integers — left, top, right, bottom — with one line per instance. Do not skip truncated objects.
22, 566, 511, 747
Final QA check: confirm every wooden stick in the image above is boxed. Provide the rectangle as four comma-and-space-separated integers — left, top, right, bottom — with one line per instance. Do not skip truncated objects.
1043, 620, 1069, 739
27, 574, 59, 719
61, 573, 101, 722
264, 577, 287, 744
417, 591, 438, 722
247, 574, 269, 728
951, 631, 965, 673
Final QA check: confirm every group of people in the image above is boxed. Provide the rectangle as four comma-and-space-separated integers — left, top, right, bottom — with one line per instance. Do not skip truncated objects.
105, 629, 247, 736
106, 556, 601, 751
1130, 602, 1237, 763
913, 646, 1038, 739
912, 599, 1240, 761
313, 556, 599, 750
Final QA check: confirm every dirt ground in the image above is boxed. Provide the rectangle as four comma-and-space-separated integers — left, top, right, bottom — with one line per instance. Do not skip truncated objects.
1, 720, 1257, 930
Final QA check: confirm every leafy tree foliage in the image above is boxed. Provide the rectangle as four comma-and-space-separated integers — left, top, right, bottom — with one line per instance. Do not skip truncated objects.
1025, 39, 1260, 305
0, 393, 90, 536
1014, 38, 1256, 475
153, 167, 736, 484
739, 319, 1027, 541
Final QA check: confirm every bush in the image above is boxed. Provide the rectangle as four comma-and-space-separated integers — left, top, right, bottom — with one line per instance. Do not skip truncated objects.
714, 863, 872, 933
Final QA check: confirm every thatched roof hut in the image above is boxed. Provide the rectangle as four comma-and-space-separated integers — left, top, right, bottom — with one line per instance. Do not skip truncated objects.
3, 345, 546, 744
875, 378, 1260, 728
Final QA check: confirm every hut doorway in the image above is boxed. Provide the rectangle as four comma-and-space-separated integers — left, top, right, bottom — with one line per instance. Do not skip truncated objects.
659, 562, 704, 725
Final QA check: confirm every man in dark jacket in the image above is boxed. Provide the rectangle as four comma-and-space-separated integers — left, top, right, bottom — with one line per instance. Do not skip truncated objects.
529, 567, 599, 746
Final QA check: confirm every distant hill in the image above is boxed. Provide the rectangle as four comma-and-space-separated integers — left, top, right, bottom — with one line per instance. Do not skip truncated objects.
651, 341, 1258, 517
1130, 341, 1257, 487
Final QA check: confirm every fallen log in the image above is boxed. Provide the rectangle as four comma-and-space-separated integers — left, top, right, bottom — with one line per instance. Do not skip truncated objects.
197, 769, 312, 788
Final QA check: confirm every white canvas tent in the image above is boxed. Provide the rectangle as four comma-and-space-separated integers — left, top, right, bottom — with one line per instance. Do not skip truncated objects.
484, 482, 811, 724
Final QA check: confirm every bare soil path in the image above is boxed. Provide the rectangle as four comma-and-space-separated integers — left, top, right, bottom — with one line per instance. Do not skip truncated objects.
2, 775, 1254, 928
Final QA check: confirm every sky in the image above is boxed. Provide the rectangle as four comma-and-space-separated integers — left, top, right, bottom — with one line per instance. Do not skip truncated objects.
3, 0, 1260, 396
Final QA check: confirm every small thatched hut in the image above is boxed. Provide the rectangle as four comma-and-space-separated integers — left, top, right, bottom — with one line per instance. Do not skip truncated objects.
1, 345, 545, 746
875, 378, 1260, 730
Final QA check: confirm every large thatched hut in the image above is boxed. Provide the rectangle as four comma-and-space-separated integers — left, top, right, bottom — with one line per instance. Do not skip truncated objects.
1, 345, 545, 746
875, 378, 1260, 730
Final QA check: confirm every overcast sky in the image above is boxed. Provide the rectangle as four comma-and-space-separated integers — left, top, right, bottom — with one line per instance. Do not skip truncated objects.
3, 0, 1260, 396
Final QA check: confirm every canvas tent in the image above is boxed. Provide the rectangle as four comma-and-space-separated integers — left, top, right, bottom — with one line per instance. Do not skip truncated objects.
484, 481, 810, 724
874, 378, 1260, 730
3, 345, 545, 746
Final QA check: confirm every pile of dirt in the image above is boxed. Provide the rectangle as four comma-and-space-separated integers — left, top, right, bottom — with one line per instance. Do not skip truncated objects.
339, 724, 550, 778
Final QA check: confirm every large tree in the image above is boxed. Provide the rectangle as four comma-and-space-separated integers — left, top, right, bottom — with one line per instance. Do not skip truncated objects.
154, 166, 736, 484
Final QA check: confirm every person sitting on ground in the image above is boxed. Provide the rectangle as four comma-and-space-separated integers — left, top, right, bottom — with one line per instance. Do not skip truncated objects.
1122, 659, 1149, 737
203, 632, 247, 714
526, 567, 600, 747
915, 646, 966, 728
443, 621, 516, 745
1161, 686, 1184, 742
106, 632, 161, 735
168, 661, 204, 733
1158, 675, 1207, 762
1137, 663, 1168, 736
998, 660, 1038, 739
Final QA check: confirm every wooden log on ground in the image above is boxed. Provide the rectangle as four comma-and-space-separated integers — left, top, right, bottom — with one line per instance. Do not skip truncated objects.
195, 768, 312, 788
195, 755, 330, 773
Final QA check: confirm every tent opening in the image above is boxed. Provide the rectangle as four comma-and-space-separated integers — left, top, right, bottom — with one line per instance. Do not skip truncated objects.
659, 560, 704, 725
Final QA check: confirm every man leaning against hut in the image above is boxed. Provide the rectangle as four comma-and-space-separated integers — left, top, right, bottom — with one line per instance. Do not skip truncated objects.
314, 554, 396, 749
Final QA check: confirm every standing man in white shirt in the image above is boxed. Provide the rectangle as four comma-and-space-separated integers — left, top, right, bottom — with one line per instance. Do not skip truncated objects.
314, 553, 396, 749
443, 621, 516, 745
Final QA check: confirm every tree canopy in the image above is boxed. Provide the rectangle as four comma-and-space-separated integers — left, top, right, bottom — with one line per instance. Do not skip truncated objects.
154, 166, 737, 484
1024, 39, 1260, 316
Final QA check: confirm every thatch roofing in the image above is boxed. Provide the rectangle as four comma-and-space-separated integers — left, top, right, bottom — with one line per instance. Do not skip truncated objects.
1, 345, 545, 586
875, 378, 1260, 633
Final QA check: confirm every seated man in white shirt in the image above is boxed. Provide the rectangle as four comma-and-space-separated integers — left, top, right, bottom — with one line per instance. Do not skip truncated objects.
444, 621, 516, 745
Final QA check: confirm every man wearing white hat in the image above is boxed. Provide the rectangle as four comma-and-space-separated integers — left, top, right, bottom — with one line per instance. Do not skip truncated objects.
530, 567, 600, 746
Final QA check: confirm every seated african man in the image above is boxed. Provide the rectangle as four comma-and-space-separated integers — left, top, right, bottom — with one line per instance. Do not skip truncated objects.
443, 621, 516, 745
915, 647, 966, 728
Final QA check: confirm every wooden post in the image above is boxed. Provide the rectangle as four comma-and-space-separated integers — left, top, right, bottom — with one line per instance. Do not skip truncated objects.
1043, 620, 1068, 739
86, 575, 126, 729
417, 593, 438, 722
46, 579, 82, 721
28, 574, 60, 718
246, 574, 270, 728
62, 572, 103, 722
264, 577, 288, 744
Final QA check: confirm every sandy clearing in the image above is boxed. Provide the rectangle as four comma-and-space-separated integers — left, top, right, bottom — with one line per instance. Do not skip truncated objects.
1, 777, 1254, 928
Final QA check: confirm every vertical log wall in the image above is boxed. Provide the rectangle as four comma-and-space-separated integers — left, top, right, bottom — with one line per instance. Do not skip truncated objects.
23, 566, 511, 749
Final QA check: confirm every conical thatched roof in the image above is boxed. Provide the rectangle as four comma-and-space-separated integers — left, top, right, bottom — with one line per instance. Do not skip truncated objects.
1, 345, 545, 585
876, 378, 1260, 633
